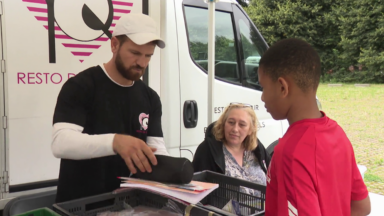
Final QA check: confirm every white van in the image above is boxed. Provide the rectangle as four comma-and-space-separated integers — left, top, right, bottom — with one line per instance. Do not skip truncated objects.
0, 0, 288, 207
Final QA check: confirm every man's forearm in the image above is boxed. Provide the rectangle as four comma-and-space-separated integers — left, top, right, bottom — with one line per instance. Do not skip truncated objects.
147, 136, 169, 156
51, 123, 116, 159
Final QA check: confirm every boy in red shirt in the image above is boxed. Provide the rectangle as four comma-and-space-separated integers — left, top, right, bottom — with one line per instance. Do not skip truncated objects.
258, 38, 371, 216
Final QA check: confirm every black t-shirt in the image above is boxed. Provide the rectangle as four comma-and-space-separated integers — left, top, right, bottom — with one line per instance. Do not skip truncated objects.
53, 65, 163, 202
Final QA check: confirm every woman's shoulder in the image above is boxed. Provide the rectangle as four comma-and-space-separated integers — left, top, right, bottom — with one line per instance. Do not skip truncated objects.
197, 137, 217, 149
204, 137, 223, 147
193, 137, 224, 173
256, 140, 267, 151
196, 137, 223, 156
252, 139, 271, 171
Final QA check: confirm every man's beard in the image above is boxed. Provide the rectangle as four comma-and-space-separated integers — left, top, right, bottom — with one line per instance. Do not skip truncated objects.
115, 51, 145, 81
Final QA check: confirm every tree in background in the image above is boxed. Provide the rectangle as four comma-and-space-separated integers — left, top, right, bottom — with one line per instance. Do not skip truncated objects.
335, 0, 384, 83
245, 0, 384, 83
244, 0, 341, 78
236, 0, 249, 7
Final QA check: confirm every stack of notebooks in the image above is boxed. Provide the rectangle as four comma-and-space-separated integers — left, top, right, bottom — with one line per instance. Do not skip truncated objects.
119, 177, 219, 204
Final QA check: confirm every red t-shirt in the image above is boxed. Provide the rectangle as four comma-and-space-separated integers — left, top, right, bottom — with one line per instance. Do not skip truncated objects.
265, 112, 368, 216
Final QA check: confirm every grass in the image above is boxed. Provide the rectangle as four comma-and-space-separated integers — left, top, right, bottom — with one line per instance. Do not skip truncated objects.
365, 173, 383, 183
317, 84, 384, 195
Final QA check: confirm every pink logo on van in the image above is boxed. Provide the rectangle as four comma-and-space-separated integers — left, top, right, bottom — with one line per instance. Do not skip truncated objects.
22, 0, 134, 63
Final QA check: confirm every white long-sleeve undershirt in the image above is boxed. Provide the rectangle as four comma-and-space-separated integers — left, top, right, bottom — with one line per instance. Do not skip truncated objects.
51, 122, 169, 160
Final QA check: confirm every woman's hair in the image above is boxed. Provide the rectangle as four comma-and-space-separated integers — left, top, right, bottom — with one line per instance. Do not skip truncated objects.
212, 103, 258, 151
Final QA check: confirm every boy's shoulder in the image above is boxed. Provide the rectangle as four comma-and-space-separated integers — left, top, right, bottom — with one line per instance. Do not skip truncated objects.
281, 113, 352, 161
286, 112, 342, 138
281, 113, 349, 151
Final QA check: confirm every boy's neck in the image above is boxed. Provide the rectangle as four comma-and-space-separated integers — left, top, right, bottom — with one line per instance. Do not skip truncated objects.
287, 94, 323, 125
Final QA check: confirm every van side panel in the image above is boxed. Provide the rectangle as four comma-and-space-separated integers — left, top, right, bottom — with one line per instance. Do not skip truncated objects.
148, 0, 161, 96
2, 0, 143, 187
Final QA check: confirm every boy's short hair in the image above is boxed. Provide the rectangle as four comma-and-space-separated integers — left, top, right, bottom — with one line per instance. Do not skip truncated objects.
259, 38, 321, 92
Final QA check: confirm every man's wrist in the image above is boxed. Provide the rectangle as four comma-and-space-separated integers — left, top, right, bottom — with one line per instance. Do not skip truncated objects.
111, 134, 119, 154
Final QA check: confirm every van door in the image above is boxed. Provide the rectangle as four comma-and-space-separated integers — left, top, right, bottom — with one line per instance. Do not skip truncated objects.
176, 0, 283, 161
231, 4, 285, 148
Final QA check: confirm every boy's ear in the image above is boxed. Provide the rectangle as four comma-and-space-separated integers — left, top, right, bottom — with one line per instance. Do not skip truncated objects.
277, 77, 289, 98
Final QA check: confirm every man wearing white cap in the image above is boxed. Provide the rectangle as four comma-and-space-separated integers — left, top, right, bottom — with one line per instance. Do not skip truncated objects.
51, 13, 168, 202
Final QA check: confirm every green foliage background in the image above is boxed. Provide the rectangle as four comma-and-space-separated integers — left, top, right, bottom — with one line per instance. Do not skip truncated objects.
242, 0, 384, 83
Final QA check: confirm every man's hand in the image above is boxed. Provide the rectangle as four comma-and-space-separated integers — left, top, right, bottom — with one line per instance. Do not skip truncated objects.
113, 134, 157, 174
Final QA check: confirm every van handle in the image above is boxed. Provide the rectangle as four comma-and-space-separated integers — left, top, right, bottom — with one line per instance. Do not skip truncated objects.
183, 100, 198, 128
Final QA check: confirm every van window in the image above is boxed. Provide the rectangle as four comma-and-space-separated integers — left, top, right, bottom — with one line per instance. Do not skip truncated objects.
236, 9, 267, 91
184, 6, 240, 84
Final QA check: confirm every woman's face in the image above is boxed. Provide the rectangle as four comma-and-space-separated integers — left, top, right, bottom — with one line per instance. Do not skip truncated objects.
224, 108, 252, 147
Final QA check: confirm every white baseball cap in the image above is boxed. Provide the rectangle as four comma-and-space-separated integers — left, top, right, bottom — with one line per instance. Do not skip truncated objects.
112, 13, 165, 49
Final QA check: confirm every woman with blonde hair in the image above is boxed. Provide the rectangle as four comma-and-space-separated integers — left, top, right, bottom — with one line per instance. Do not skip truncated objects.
193, 103, 271, 193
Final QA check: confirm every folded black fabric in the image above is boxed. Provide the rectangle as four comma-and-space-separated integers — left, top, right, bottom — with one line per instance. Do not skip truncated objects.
132, 155, 194, 184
